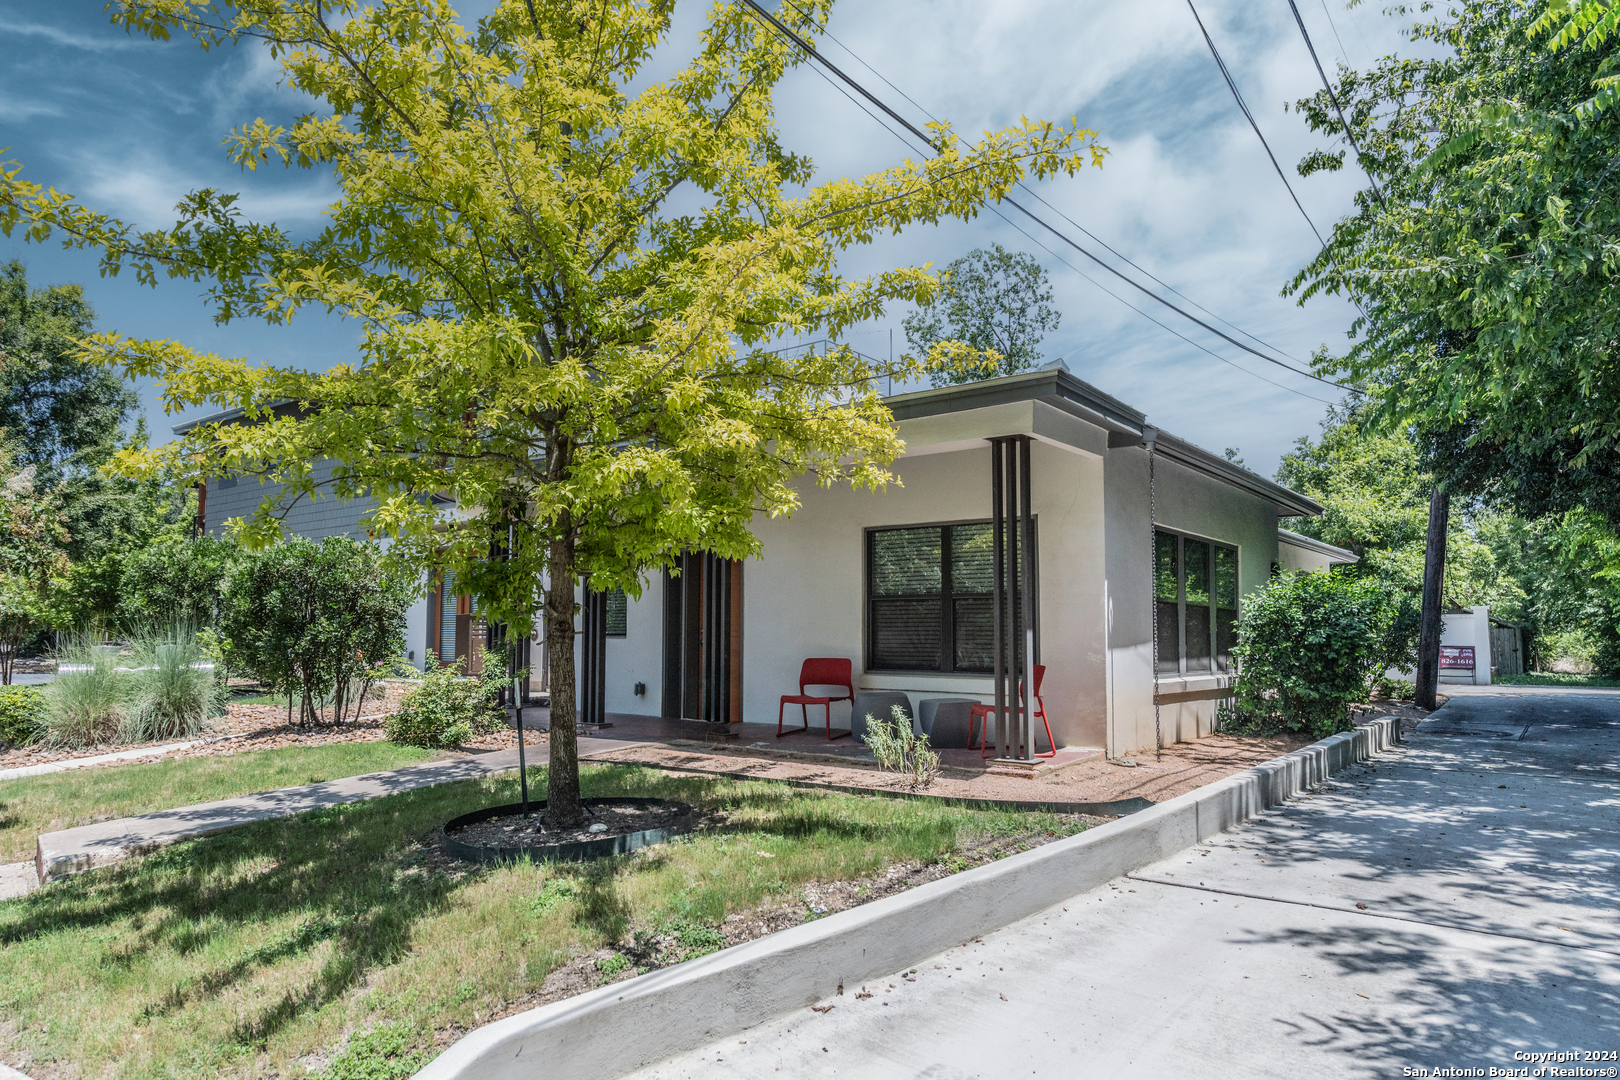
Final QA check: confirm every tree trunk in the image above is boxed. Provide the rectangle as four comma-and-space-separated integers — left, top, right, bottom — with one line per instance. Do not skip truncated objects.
543, 516, 586, 828
1415, 486, 1450, 711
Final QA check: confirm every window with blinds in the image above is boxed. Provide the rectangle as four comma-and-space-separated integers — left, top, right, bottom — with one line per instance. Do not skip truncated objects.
866, 520, 1030, 673
605, 588, 627, 637
1154, 529, 1239, 675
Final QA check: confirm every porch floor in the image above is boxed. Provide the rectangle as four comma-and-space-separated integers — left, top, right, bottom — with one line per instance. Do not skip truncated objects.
514, 707, 1103, 777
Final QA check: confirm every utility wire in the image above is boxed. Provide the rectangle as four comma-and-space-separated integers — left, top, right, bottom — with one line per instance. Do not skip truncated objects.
1285, 0, 1385, 203
1315, 0, 1351, 67
1184, 0, 1324, 246
739, 0, 1361, 396
785, 2, 1315, 371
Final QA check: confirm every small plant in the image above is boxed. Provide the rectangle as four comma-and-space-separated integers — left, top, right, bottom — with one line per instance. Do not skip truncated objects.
42, 635, 126, 748
317, 1020, 431, 1080
122, 623, 227, 743
595, 953, 631, 977
522, 878, 579, 917
383, 658, 507, 748
659, 918, 726, 962
861, 704, 940, 789
1375, 675, 1415, 700
0, 684, 45, 748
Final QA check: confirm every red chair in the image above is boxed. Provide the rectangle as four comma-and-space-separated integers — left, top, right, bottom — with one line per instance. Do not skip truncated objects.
779, 658, 854, 740
970, 664, 1055, 758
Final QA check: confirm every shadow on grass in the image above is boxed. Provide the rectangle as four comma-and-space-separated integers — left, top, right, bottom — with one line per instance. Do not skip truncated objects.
0, 763, 1028, 1053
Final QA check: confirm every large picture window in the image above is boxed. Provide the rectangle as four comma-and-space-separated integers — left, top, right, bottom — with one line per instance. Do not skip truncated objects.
1155, 529, 1238, 674
866, 521, 1035, 673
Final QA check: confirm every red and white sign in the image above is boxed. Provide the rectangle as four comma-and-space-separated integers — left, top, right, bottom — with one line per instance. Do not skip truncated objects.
1440, 645, 1475, 671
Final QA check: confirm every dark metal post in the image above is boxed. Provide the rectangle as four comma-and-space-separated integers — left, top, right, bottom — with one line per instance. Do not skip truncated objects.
991, 440, 1007, 759
1019, 436, 1036, 760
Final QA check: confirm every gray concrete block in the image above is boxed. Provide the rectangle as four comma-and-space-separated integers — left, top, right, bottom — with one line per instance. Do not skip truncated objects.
851, 692, 915, 744
917, 697, 978, 749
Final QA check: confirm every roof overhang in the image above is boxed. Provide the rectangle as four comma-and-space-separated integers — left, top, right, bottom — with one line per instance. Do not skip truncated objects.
883, 367, 1322, 518
1277, 527, 1358, 563
884, 366, 1145, 440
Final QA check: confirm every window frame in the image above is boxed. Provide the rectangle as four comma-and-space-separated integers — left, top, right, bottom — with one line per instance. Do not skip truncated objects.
604, 588, 628, 638
1154, 526, 1239, 676
864, 517, 1038, 675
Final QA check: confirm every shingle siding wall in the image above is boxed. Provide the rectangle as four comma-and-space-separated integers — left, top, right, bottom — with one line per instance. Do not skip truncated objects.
205, 459, 376, 541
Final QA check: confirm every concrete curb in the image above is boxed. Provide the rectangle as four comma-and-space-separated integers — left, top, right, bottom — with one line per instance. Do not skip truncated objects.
413, 717, 1401, 1080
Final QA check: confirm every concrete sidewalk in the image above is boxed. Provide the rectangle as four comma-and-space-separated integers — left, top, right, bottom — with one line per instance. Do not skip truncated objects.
622, 687, 1620, 1079
26, 734, 638, 886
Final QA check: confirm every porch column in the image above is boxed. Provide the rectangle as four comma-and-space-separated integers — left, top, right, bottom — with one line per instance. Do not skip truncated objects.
990, 435, 1037, 760
580, 585, 608, 725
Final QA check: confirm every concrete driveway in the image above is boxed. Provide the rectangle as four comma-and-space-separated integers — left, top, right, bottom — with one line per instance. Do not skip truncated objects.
623, 686, 1620, 1079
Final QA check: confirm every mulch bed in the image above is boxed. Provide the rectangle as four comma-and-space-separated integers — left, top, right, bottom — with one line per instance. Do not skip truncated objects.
447, 799, 695, 848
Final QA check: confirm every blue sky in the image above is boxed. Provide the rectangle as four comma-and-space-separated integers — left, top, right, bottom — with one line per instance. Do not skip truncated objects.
0, 0, 1427, 475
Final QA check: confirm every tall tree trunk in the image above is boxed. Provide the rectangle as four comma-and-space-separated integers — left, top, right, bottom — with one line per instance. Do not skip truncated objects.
543, 513, 586, 828
1415, 486, 1450, 711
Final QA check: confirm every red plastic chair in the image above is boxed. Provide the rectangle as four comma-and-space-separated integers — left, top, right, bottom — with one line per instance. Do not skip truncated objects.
970, 664, 1055, 758
778, 658, 854, 740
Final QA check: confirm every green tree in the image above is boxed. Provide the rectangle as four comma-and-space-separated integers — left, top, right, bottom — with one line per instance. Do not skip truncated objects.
1287, 1, 1620, 523
903, 243, 1059, 387
0, 446, 70, 683
219, 538, 410, 725
118, 533, 238, 628
0, 0, 1101, 826
0, 260, 136, 486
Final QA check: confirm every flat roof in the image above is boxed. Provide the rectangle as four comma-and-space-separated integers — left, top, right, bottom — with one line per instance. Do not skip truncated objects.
883, 366, 1324, 518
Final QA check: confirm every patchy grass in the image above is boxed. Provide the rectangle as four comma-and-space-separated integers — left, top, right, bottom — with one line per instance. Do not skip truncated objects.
0, 742, 439, 863
0, 765, 1085, 1080
1494, 672, 1620, 688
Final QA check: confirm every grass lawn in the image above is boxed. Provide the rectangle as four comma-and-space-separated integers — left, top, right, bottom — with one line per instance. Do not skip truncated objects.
0, 742, 441, 863
1494, 672, 1620, 688
0, 765, 1084, 1080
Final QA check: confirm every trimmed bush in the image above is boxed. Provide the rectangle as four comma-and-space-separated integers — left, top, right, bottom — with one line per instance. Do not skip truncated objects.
384, 659, 506, 748
1229, 569, 1399, 739
0, 684, 45, 748
220, 538, 410, 725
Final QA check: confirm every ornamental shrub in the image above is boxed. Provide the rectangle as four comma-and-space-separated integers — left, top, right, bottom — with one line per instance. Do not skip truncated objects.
384, 658, 506, 748
42, 635, 127, 747
122, 623, 227, 743
219, 538, 410, 725
0, 684, 45, 748
118, 536, 239, 628
1229, 569, 1399, 739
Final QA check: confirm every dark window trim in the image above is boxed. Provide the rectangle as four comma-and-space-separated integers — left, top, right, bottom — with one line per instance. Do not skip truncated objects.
863, 517, 1039, 675
1154, 525, 1239, 676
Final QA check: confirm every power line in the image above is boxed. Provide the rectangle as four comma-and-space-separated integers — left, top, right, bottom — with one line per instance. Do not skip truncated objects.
1184, 0, 1324, 246
738, 0, 1360, 397
1315, 0, 1351, 67
1285, 0, 1385, 203
786, 4, 1315, 371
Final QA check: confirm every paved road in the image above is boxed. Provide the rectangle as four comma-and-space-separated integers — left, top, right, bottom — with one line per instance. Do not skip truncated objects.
624, 686, 1620, 1080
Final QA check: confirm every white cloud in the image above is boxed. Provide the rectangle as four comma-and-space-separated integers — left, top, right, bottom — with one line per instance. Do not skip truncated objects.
69, 149, 338, 231
0, 18, 143, 53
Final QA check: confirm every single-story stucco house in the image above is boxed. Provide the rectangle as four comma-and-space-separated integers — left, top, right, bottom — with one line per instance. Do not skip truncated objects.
181, 361, 1340, 759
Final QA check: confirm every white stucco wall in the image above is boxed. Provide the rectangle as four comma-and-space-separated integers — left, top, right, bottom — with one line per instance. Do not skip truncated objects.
578, 401, 1291, 757
1103, 447, 1280, 756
